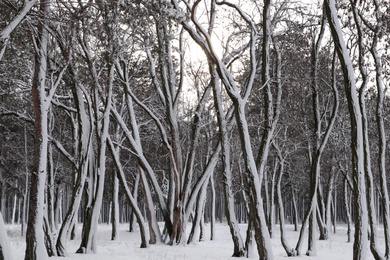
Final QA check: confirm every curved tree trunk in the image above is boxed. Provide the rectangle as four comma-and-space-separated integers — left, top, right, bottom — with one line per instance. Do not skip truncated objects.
274, 144, 296, 256
369, 1, 390, 256
324, 1, 369, 259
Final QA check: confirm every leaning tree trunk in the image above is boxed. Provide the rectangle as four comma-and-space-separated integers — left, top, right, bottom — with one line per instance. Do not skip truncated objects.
173, 0, 274, 258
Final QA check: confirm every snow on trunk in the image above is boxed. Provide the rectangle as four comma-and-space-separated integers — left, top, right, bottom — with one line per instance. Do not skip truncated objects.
139, 167, 162, 244
78, 64, 114, 254
211, 65, 245, 256
25, 1, 50, 258
107, 137, 148, 248
324, 0, 369, 259
56, 83, 92, 256
369, 2, 390, 255
0, 0, 38, 60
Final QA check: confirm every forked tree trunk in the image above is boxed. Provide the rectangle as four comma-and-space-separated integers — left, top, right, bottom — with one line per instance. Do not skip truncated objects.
139, 166, 161, 245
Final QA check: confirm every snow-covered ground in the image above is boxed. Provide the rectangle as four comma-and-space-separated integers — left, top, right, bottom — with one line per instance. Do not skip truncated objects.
6, 222, 379, 260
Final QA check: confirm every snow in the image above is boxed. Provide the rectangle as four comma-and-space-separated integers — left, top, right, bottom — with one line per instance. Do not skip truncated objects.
5, 222, 380, 260
0, 214, 14, 260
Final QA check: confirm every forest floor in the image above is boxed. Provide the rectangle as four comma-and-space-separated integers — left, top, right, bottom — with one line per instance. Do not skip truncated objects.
6, 222, 380, 260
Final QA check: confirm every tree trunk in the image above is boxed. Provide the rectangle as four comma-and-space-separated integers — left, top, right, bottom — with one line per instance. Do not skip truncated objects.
210, 174, 216, 241
187, 178, 209, 245
139, 166, 161, 245
369, 1, 390, 256
324, 1, 369, 259
25, 1, 50, 258
108, 138, 148, 248
274, 144, 296, 256
76, 64, 114, 254
111, 174, 119, 241
291, 186, 298, 232
211, 65, 245, 256
344, 176, 353, 243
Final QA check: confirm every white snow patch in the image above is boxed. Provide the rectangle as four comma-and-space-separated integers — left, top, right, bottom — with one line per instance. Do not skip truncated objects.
5, 222, 379, 260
